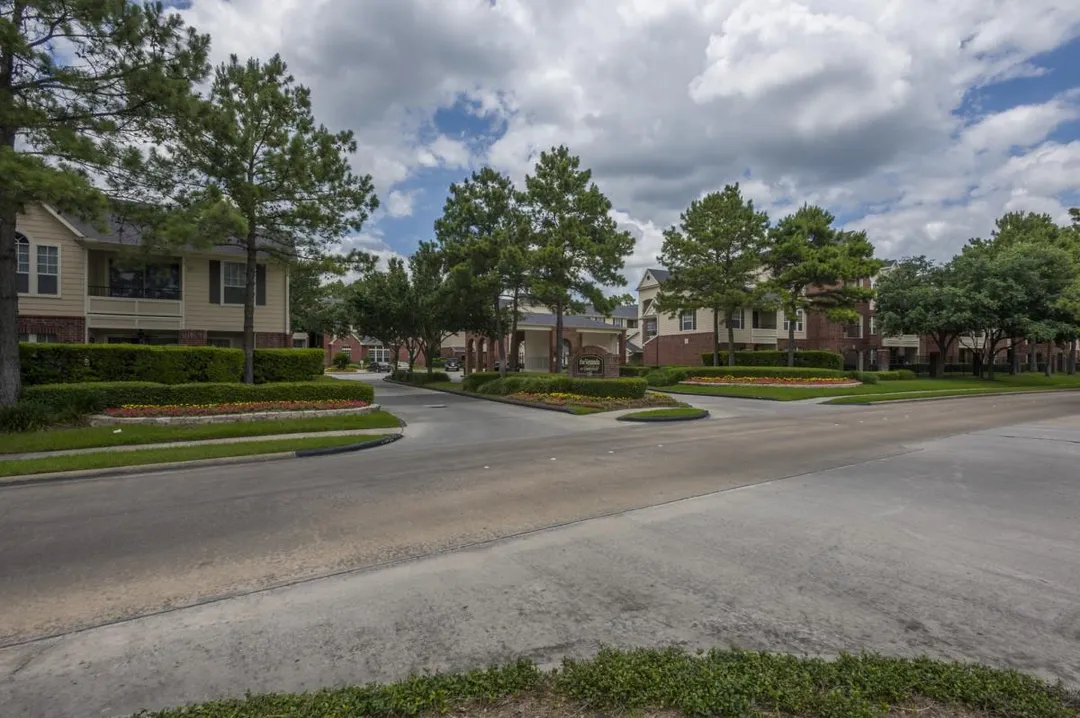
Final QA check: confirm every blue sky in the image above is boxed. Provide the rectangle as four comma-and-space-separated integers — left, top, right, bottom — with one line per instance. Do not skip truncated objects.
179, 0, 1080, 288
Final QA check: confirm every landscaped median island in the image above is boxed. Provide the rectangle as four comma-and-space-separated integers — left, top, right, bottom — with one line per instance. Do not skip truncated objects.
618, 406, 710, 422
1, 346, 403, 478
136, 647, 1079, 717
397, 370, 680, 414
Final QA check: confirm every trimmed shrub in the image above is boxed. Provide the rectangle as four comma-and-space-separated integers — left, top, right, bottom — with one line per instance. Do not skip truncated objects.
390, 369, 450, 385
681, 366, 849, 380
429, 357, 446, 368
0, 400, 54, 433
332, 352, 352, 370
701, 350, 843, 370
645, 367, 688, 387
849, 371, 880, 385
19, 343, 324, 385
876, 369, 917, 381
20, 343, 244, 385
619, 366, 651, 377
462, 371, 503, 392
252, 349, 325, 383
477, 375, 647, 399
22, 380, 374, 414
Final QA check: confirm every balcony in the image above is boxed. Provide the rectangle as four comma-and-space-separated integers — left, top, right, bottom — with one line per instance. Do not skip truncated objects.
89, 285, 182, 301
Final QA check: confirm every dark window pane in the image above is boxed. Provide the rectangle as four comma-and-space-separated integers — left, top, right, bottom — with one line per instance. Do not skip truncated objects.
224, 286, 245, 305
16, 273, 29, 293
37, 274, 58, 295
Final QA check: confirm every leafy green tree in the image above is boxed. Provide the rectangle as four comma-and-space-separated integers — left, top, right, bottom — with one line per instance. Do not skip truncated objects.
435, 167, 530, 377
655, 184, 769, 367
873, 257, 975, 376
763, 205, 883, 367
137, 54, 377, 383
611, 293, 637, 307
0, 0, 209, 406
348, 258, 412, 370
524, 146, 634, 373
290, 251, 374, 341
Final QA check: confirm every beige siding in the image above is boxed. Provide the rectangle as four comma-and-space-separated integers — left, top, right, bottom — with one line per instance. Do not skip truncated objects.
644, 285, 807, 343
183, 256, 289, 333
15, 204, 86, 317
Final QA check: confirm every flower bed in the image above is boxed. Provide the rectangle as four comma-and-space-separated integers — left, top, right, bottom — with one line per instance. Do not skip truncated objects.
681, 376, 861, 388
103, 399, 370, 418
507, 391, 678, 411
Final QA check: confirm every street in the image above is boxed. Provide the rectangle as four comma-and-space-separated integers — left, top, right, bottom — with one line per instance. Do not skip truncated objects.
1, 384, 1078, 717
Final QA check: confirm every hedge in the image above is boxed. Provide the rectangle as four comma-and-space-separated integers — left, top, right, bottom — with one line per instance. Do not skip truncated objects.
701, 350, 843, 370
21, 380, 375, 414
462, 371, 503, 392
477, 375, 647, 399
19, 343, 324, 385
390, 369, 451, 385
646, 365, 903, 387
251, 349, 325, 383
619, 366, 652, 377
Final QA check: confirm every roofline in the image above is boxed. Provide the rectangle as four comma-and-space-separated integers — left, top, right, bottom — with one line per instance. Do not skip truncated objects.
41, 203, 87, 238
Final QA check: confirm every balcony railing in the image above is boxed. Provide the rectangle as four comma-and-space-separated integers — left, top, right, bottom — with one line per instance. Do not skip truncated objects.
89, 285, 182, 301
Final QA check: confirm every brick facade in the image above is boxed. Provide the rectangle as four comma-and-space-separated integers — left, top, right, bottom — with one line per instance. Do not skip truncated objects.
17, 315, 85, 343
179, 330, 207, 346
254, 332, 290, 348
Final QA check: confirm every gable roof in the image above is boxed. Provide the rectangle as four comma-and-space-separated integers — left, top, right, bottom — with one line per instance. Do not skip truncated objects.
637, 268, 669, 289
518, 312, 624, 331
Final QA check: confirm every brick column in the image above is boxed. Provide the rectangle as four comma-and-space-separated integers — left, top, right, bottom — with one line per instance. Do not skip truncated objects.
618, 331, 627, 365
179, 330, 207, 346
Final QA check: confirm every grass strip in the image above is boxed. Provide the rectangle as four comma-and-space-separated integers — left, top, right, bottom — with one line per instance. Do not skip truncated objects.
0, 411, 401, 455
824, 387, 1069, 404
137, 647, 1078, 717
620, 407, 708, 420
0, 434, 391, 478
658, 375, 1080, 401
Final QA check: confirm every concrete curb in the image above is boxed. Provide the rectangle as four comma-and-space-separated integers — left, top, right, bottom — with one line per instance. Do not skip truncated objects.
617, 409, 711, 423
826, 388, 1080, 406
0, 432, 404, 489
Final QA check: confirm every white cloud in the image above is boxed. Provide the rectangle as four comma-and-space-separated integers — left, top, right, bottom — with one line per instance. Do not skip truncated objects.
385, 190, 417, 219
178, 0, 1080, 273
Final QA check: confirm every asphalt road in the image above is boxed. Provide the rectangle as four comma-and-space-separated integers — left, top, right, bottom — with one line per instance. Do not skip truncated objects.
0, 386, 1078, 717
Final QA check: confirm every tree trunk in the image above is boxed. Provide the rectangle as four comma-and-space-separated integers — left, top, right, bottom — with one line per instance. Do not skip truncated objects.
0, 208, 21, 407
725, 315, 735, 367
509, 293, 521, 371
1028, 340, 1037, 373
243, 237, 258, 384
787, 313, 796, 367
554, 300, 564, 374
1010, 339, 1020, 375
496, 294, 507, 378
1044, 341, 1053, 377
713, 307, 720, 367
1069, 339, 1077, 375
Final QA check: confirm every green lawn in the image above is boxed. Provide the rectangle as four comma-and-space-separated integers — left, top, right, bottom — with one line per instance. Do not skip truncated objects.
0, 434, 392, 479
0, 411, 401, 455
660, 373, 1080, 401
136, 647, 1076, 718
620, 407, 708, 420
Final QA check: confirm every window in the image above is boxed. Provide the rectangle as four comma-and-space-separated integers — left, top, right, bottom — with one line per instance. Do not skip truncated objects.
105, 259, 181, 300
16, 233, 29, 293
783, 310, 803, 333
644, 317, 658, 340
370, 347, 389, 363
843, 318, 864, 338
612, 317, 625, 327
868, 349, 877, 367
292, 339, 306, 348
207, 338, 232, 348
727, 309, 743, 330
340, 346, 352, 358
18, 333, 57, 343
752, 310, 777, 330
223, 262, 246, 304
36, 245, 59, 295
680, 310, 696, 331
869, 316, 877, 335
627, 318, 638, 329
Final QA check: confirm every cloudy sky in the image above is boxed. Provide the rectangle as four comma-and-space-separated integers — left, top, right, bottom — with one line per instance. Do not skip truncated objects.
174, 0, 1080, 288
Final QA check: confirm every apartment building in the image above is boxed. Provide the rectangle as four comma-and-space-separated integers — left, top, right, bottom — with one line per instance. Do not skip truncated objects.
636, 267, 923, 369
15, 203, 291, 347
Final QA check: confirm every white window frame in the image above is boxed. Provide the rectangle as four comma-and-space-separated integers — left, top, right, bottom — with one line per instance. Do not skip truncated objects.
644, 317, 658, 341
15, 233, 30, 294
783, 310, 804, 333
369, 347, 390, 363
14, 232, 61, 298
727, 309, 743, 330
869, 316, 877, 336
680, 310, 696, 332
35, 244, 60, 296
19, 333, 58, 343
222, 261, 248, 305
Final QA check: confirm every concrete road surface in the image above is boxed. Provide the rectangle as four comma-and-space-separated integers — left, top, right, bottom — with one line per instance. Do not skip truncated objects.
1, 390, 1078, 717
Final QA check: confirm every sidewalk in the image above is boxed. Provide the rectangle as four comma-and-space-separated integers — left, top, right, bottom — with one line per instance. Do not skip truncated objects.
3, 427, 404, 461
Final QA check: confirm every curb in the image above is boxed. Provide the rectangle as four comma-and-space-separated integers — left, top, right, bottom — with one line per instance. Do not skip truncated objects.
826, 388, 1080, 406
0, 432, 404, 489
383, 378, 579, 414
617, 409, 711, 423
